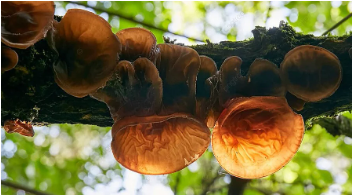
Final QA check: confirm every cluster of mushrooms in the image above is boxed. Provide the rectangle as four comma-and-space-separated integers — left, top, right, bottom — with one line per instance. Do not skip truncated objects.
1, 2, 343, 179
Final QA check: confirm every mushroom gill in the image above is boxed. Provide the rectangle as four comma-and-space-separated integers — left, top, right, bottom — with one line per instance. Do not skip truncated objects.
1, 1, 55, 49
156, 44, 201, 115
1, 46, 18, 72
212, 96, 304, 179
116, 28, 159, 63
280, 45, 342, 102
48, 9, 122, 98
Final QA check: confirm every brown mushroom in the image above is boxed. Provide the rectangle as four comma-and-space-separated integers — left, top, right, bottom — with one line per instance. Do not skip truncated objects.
48, 9, 122, 98
111, 113, 210, 175
1, 1, 55, 49
212, 96, 304, 179
4, 119, 34, 137
286, 92, 306, 111
246, 59, 286, 97
1, 46, 18, 72
280, 45, 342, 102
116, 28, 159, 63
156, 44, 200, 115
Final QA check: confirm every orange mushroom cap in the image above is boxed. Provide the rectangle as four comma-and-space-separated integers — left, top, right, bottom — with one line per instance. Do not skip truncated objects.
280, 45, 342, 102
156, 44, 200, 115
1, 1, 55, 49
111, 113, 210, 175
4, 119, 34, 137
116, 28, 159, 63
246, 59, 286, 97
49, 9, 122, 98
212, 96, 304, 179
1, 46, 18, 72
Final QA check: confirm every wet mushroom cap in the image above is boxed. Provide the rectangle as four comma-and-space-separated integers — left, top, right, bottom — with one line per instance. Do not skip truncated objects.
212, 96, 304, 179
280, 45, 342, 102
286, 92, 305, 111
246, 59, 285, 97
1, 1, 55, 49
51, 9, 122, 98
116, 27, 159, 62
1, 46, 18, 72
111, 113, 210, 175
197, 55, 218, 98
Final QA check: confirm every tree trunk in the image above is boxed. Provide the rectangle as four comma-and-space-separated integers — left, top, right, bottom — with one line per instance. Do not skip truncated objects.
2, 22, 352, 136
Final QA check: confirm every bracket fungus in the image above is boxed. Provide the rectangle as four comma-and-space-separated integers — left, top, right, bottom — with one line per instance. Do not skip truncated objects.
47, 9, 122, 98
156, 44, 201, 115
280, 45, 342, 102
1, 1, 55, 49
116, 28, 159, 63
4, 119, 34, 137
212, 96, 304, 179
1, 46, 18, 72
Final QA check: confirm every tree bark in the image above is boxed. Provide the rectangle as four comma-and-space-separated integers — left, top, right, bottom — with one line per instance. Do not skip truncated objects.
2, 22, 352, 135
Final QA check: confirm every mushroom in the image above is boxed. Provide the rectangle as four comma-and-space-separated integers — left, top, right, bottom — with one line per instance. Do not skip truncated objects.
285, 92, 305, 111
48, 9, 122, 98
246, 59, 286, 97
4, 119, 34, 137
280, 45, 342, 102
1, 1, 55, 49
1, 46, 18, 72
111, 113, 210, 175
156, 44, 200, 115
196, 56, 218, 127
212, 96, 304, 179
116, 28, 159, 63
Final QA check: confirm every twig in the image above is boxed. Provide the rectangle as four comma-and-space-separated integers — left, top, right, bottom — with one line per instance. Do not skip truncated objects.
322, 13, 352, 36
65, 1, 204, 42
1, 180, 54, 195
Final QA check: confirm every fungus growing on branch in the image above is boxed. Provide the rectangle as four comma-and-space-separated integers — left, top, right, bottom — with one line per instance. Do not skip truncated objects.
286, 92, 306, 111
212, 96, 304, 179
280, 45, 342, 102
1, 46, 18, 72
48, 9, 122, 98
1, 1, 55, 49
4, 119, 34, 137
116, 28, 159, 63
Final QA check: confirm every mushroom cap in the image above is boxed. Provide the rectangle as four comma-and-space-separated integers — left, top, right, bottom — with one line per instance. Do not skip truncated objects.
197, 55, 218, 98
1, 46, 18, 72
280, 45, 342, 102
246, 59, 286, 97
116, 27, 159, 63
285, 92, 305, 111
1, 1, 55, 49
212, 96, 304, 179
156, 44, 200, 114
4, 119, 34, 137
51, 9, 122, 98
111, 113, 210, 175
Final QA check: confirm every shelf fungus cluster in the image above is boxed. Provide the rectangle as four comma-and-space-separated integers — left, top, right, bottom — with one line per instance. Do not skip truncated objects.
1, 5, 344, 179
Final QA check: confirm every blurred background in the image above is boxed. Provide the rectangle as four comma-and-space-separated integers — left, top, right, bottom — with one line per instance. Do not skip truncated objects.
1, 1, 352, 195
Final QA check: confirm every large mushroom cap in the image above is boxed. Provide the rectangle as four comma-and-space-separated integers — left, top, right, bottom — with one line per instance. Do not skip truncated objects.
1, 46, 18, 72
1, 1, 55, 49
280, 45, 342, 102
50, 9, 122, 98
212, 96, 304, 179
116, 28, 159, 63
246, 59, 285, 97
111, 113, 210, 175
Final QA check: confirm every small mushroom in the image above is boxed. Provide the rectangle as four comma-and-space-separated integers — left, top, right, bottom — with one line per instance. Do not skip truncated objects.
246, 59, 286, 97
1, 46, 18, 72
1, 1, 55, 49
286, 92, 305, 111
212, 96, 304, 179
4, 119, 34, 137
196, 56, 218, 127
156, 44, 200, 115
48, 9, 122, 98
280, 45, 342, 102
116, 28, 159, 63
111, 113, 210, 175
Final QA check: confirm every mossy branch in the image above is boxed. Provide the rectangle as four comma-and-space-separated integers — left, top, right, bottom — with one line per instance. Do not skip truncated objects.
1, 22, 352, 136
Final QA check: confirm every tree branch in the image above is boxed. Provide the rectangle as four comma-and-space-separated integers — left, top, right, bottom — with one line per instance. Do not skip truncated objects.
1, 180, 54, 195
1, 22, 352, 136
